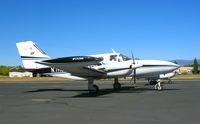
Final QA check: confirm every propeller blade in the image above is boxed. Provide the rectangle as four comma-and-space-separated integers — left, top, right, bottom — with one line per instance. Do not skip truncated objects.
130, 50, 137, 87
129, 75, 134, 84
133, 68, 136, 86
129, 69, 136, 86
131, 51, 135, 64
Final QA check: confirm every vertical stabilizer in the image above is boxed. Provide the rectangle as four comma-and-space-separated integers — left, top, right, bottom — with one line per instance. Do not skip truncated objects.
16, 41, 50, 69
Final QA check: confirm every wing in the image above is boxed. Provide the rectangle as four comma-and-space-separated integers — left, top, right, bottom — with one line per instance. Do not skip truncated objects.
36, 56, 105, 78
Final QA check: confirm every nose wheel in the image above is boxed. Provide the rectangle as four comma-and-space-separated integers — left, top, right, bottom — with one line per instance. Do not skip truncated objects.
154, 80, 163, 91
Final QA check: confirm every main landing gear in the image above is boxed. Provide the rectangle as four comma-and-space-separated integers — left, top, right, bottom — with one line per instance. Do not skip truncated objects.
113, 78, 121, 90
88, 78, 99, 94
88, 78, 122, 94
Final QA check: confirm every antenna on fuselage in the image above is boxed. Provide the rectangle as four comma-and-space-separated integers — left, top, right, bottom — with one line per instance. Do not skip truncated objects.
111, 48, 116, 53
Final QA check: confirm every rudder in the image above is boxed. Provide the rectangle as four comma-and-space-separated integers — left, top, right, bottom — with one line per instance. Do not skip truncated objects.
16, 41, 50, 69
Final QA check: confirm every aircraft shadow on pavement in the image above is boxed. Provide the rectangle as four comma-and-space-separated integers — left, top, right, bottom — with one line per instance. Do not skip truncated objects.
25, 88, 88, 93
24, 86, 180, 98
71, 87, 180, 98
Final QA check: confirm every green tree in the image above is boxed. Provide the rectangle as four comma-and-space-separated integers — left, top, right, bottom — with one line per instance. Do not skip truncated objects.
193, 58, 199, 74
16, 66, 23, 69
173, 61, 178, 64
0, 65, 22, 76
0, 66, 10, 75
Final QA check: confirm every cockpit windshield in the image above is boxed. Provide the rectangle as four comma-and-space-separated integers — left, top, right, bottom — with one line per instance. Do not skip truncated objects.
109, 54, 131, 62
120, 54, 131, 61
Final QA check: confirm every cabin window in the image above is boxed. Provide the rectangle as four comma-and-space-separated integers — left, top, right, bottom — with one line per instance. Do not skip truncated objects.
118, 55, 123, 62
110, 55, 117, 61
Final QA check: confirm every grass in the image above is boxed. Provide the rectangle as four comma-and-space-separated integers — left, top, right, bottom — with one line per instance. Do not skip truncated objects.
0, 75, 8, 77
172, 74, 200, 79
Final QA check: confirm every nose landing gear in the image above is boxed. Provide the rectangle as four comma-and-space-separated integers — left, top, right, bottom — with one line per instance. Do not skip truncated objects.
154, 79, 163, 91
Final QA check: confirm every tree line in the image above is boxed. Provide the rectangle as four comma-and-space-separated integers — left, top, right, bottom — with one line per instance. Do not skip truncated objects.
0, 65, 23, 76
193, 58, 199, 74
175, 58, 199, 74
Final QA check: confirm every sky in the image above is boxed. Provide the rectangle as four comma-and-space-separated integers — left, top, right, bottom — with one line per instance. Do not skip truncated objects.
0, 0, 200, 66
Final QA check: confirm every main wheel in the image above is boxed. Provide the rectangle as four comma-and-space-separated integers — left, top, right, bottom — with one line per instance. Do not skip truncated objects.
89, 85, 99, 94
113, 83, 121, 90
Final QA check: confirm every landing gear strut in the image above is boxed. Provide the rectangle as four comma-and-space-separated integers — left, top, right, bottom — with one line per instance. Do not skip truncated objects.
88, 78, 99, 94
113, 78, 121, 90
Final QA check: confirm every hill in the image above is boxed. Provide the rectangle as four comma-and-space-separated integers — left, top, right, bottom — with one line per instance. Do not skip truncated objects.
170, 59, 200, 66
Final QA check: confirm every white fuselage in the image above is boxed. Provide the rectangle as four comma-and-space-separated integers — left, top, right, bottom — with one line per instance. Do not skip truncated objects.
50, 53, 180, 80
131, 60, 179, 78
89, 53, 180, 79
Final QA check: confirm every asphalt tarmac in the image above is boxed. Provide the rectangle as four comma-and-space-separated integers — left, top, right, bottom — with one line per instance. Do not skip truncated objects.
0, 79, 200, 124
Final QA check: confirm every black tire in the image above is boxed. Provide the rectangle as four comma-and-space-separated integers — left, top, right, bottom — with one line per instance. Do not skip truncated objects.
113, 83, 121, 90
89, 85, 99, 94
155, 84, 163, 91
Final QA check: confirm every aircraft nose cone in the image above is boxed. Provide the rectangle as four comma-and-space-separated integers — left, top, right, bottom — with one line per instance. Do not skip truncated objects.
175, 64, 181, 69
168, 61, 181, 69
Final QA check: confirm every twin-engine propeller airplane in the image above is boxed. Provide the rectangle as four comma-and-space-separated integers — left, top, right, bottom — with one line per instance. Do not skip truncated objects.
16, 41, 180, 94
